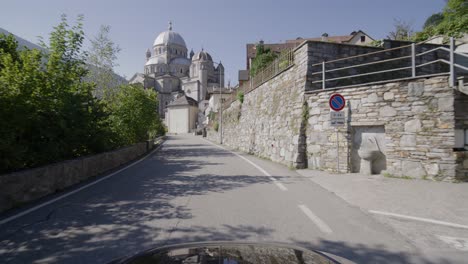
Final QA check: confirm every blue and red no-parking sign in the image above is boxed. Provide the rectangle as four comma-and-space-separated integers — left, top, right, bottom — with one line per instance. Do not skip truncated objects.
329, 94, 346, 112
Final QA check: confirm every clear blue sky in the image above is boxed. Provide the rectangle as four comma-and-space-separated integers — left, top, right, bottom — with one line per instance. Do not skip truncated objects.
1, 0, 445, 84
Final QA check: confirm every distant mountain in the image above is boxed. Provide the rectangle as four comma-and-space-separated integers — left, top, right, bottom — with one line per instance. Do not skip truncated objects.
0, 27, 128, 84
0, 27, 46, 52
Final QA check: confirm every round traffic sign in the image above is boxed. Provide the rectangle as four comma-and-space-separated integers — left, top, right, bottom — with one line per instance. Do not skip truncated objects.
329, 94, 346, 111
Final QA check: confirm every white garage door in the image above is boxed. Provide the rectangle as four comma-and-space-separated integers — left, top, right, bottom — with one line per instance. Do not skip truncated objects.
169, 108, 188, 134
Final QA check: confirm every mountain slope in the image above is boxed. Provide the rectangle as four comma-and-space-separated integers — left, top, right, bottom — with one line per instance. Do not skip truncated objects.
0, 27, 128, 84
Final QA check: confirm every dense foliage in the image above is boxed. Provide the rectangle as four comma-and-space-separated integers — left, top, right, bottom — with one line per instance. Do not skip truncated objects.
0, 15, 164, 174
250, 43, 277, 77
106, 84, 165, 146
414, 0, 468, 41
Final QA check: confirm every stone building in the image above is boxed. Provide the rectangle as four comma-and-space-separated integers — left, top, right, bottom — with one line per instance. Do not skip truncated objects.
129, 22, 225, 132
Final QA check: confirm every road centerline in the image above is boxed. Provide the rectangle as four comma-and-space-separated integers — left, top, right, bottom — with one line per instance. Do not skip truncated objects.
298, 204, 333, 234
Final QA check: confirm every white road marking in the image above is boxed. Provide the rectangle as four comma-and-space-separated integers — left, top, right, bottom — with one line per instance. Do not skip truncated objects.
298, 204, 333, 234
0, 143, 165, 226
203, 139, 288, 191
369, 210, 468, 230
437, 235, 468, 251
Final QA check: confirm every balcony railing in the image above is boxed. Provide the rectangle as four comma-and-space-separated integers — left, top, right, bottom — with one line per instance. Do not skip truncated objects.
222, 48, 295, 109
309, 37, 468, 90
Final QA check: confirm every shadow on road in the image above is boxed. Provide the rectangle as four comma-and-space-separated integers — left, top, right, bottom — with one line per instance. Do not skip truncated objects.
0, 136, 277, 263
2, 136, 440, 264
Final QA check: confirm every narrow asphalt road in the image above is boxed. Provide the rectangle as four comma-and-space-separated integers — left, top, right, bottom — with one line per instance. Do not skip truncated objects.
0, 135, 455, 263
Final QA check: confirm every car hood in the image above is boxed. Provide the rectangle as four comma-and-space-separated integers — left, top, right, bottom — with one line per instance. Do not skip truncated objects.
109, 241, 345, 264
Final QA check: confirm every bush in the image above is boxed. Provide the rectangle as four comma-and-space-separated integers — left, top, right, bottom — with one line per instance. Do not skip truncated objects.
214, 122, 219, 132
237, 91, 244, 104
0, 15, 115, 173
250, 43, 277, 77
0, 15, 165, 174
105, 84, 164, 146
413, 0, 468, 41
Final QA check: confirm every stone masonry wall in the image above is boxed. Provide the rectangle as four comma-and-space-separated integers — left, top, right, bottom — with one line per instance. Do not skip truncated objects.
209, 40, 465, 182
208, 44, 309, 168
305, 76, 462, 181
0, 140, 160, 213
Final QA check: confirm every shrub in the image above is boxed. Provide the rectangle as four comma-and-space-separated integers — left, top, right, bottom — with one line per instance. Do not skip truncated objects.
237, 91, 244, 104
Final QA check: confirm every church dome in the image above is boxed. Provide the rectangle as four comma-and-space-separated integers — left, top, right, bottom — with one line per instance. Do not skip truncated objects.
146, 56, 166, 65
153, 22, 186, 48
193, 50, 212, 61
171, 57, 191, 65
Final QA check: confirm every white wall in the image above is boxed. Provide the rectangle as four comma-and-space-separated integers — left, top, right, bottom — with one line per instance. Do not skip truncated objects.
182, 81, 200, 102
168, 107, 189, 133
348, 32, 374, 46
209, 93, 233, 112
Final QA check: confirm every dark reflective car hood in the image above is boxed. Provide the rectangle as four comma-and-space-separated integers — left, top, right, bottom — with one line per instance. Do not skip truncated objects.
109, 241, 343, 264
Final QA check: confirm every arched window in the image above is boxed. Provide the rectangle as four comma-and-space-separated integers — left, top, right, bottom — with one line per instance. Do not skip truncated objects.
180, 68, 183, 73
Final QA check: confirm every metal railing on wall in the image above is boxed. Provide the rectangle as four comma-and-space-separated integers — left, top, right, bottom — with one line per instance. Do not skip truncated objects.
310, 37, 468, 90
221, 48, 295, 109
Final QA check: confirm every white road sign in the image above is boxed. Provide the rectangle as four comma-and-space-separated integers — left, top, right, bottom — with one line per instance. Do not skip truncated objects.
330, 112, 345, 127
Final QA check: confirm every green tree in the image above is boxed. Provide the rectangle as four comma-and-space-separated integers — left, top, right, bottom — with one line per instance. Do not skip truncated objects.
414, 0, 468, 41
0, 15, 114, 173
106, 84, 164, 146
0, 33, 20, 70
423, 13, 444, 29
86, 25, 123, 99
250, 43, 277, 76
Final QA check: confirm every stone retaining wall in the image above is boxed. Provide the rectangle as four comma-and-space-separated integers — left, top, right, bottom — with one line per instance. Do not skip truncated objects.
208, 43, 309, 168
0, 140, 161, 213
305, 76, 466, 181
208, 40, 467, 182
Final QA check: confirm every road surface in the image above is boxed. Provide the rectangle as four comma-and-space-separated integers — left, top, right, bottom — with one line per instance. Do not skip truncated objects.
0, 135, 462, 263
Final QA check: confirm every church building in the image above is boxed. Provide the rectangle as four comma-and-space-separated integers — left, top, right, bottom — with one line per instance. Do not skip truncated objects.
130, 22, 225, 133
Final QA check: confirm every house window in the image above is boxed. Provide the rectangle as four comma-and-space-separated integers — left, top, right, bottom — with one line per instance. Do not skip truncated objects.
180, 68, 183, 73
360, 36, 366, 42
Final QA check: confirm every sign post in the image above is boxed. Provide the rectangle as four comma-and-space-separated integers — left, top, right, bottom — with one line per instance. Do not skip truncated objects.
329, 94, 346, 173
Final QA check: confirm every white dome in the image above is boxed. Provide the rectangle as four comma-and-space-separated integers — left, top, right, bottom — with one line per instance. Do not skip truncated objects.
171, 57, 191, 65
193, 50, 212, 61
146, 56, 166, 65
153, 30, 186, 48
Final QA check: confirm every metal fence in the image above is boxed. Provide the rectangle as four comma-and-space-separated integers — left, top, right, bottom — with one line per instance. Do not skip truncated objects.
310, 37, 468, 90
222, 48, 295, 109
